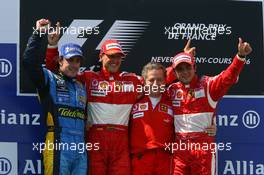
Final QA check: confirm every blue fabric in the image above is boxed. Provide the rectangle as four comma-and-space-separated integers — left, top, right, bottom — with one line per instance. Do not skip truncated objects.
23, 34, 88, 174
43, 68, 87, 174
59, 133, 87, 175
59, 43, 83, 59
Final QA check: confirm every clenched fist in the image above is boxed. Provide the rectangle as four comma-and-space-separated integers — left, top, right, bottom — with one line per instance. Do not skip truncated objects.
238, 37, 252, 57
36, 18, 50, 32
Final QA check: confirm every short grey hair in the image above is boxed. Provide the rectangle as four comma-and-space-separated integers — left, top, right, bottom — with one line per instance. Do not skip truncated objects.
141, 62, 167, 80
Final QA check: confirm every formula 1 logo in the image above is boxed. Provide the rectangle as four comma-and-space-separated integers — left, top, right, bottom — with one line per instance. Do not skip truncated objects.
58, 19, 150, 54
20, 19, 150, 95
0, 157, 11, 175
242, 110, 260, 129
0, 59, 12, 78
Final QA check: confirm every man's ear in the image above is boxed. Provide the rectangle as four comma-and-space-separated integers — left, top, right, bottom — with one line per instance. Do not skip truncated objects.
99, 54, 103, 62
58, 57, 63, 67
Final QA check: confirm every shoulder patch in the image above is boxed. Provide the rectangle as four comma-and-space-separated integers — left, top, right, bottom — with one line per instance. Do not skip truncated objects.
120, 72, 136, 76
120, 72, 142, 83
200, 75, 210, 85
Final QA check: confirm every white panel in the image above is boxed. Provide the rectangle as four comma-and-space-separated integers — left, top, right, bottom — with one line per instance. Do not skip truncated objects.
0, 142, 18, 175
88, 102, 133, 125
0, 0, 19, 43
174, 112, 214, 132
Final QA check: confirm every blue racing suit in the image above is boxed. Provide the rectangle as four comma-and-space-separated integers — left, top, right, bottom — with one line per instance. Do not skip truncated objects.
23, 33, 87, 175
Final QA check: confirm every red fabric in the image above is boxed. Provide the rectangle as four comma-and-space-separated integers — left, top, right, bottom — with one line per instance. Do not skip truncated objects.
131, 149, 173, 175
100, 39, 125, 57
79, 69, 142, 105
130, 95, 174, 154
81, 66, 142, 174
168, 56, 245, 116
46, 47, 176, 86
45, 47, 59, 72
172, 52, 195, 69
208, 55, 245, 101
87, 126, 130, 175
168, 75, 215, 115
166, 66, 177, 85
173, 136, 216, 175
167, 55, 246, 175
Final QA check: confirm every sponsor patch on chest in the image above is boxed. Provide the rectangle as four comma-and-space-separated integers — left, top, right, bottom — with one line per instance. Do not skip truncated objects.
172, 100, 181, 107
132, 112, 144, 119
159, 104, 173, 116
175, 89, 184, 100
138, 103, 149, 111
91, 90, 107, 97
194, 88, 205, 99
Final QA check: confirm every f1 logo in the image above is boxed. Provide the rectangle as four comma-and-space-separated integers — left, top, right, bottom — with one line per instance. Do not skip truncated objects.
0, 157, 12, 175
0, 59, 12, 78
58, 19, 150, 54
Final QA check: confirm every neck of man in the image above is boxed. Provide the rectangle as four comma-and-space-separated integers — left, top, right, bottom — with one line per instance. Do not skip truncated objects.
149, 92, 162, 98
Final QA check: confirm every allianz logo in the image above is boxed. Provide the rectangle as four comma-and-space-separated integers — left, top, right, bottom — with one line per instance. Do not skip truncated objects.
0, 59, 12, 78
216, 110, 260, 129
0, 109, 40, 125
223, 160, 264, 175
23, 160, 42, 174
0, 157, 12, 174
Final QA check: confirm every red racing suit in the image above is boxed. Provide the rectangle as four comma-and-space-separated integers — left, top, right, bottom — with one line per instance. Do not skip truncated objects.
81, 68, 142, 175
46, 47, 142, 175
167, 55, 246, 175
130, 95, 174, 175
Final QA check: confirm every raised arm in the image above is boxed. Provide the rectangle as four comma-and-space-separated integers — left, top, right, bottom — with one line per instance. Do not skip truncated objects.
23, 19, 50, 90
46, 22, 60, 72
208, 37, 253, 101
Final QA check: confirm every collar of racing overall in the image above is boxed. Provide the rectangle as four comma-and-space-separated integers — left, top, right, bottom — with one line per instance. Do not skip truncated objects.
183, 74, 198, 89
58, 72, 76, 82
100, 67, 120, 80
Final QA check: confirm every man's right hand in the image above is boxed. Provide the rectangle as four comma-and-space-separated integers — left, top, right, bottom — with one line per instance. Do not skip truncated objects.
205, 124, 217, 137
36, 19, 50, 33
